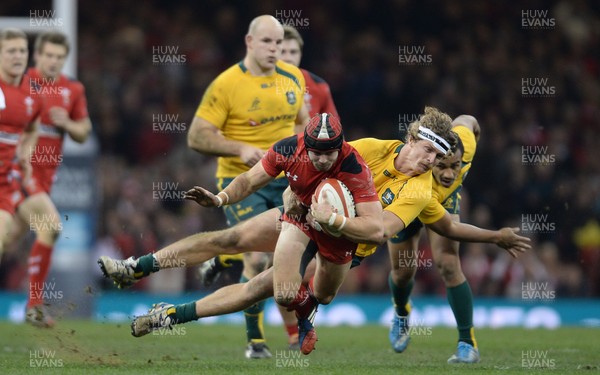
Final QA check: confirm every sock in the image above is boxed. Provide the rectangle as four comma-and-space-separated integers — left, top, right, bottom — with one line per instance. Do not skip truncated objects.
173, 301, 198, 324
447, 281, 477, 348
134, 253, 160, 277
287, 283, 318, 319
388, 274, 413, 316
27, 241, 53, 308
241, 275, 267, 343
285, 323, 299, 339
217, 254, 244, 268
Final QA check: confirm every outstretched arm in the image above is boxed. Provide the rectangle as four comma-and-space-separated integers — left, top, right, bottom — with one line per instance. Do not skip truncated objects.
185, 162, 274, 207
427, 212, 531, 258
452, 114, 480, 142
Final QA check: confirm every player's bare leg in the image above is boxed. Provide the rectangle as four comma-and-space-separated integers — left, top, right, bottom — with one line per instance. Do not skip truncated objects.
311, 252, 351, 304
17, 193, 61, 328
131, 262, 316, 337
387, 234, 420, 353
0, 210, 14, 266
6, 208, 28, 249
98, 208, 281, 288
272, 222, 318, 354
428, 214, 480, 364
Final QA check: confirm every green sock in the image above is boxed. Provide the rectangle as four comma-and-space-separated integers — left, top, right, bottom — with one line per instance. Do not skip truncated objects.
241, 275, 267, 342
134, 254, 160, 277
388, 274, 414, 316
447, 281, 476, 347
174, 301, 199, 324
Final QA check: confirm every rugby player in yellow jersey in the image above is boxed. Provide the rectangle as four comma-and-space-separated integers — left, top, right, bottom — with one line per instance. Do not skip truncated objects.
97, 107, 529, 344
185, 14, 310, 358
385, 115, 483, 362
100, 15, 309, 359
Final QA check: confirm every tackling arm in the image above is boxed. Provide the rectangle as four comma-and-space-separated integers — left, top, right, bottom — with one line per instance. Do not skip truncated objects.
426, 212, 531, 258
311, 198, 384, 244
452, 114, 480, 142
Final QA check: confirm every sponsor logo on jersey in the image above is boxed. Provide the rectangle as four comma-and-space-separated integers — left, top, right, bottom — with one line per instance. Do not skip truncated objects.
382, 188, 395, 205
286, 90, 296, 105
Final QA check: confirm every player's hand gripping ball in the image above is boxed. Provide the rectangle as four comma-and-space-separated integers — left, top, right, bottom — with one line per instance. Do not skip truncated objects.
312, 178, 356, 237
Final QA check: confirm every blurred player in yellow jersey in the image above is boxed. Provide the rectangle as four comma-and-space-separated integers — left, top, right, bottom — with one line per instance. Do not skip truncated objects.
187, 15, 309, 358
386, 115, 483, 363
196, 23, 340, 351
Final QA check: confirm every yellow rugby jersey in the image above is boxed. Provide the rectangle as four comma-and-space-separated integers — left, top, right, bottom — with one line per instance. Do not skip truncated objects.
195, 60, 305, 178
418, 125, 478, 223
349, 138, 434, 257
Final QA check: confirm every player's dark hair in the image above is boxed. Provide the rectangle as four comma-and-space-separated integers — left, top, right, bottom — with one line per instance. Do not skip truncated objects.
452, 131, 464, 157
34, 31, 70, 54
283, 25, 304, 51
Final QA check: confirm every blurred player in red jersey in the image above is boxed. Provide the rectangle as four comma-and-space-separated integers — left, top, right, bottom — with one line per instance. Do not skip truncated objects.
184, 113, 384, 354
0, 29, 41, 278
11, 31, 91, 328
280, 25, 339, 118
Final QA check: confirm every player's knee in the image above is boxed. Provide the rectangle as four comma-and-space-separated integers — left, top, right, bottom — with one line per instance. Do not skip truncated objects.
390, 267, 415, 285
436, 256, 461, 283
314, 292, 335, 305
274, 291, 294, 307
37, 223, 61, 244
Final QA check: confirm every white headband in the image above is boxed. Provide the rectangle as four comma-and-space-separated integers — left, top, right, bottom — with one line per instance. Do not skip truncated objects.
417, 126, 451, 154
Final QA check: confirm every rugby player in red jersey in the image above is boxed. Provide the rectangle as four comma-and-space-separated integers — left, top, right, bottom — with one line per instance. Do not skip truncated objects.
12, 31, 91, 327
280, 25, 339, 118
184, 113, 383, 354
0, 28, 41, 282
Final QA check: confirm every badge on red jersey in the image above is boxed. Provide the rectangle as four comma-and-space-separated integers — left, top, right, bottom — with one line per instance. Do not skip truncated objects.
25, 96, 34, 116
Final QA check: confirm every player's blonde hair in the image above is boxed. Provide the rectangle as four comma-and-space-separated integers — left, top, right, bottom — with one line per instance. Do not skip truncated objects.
0, 28, 27, 51
407, 106, 457, 155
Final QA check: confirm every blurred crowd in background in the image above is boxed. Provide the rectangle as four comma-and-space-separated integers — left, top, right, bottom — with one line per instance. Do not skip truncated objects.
1, 0, 599, 298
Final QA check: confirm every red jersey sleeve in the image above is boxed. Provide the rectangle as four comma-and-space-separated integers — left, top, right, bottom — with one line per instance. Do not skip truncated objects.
261, 150, 282, 177
261, 135, 298, 177
70, 81, 89, 121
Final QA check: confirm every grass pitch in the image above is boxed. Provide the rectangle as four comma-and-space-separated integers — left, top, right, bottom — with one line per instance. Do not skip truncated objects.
1, 321, 598, 374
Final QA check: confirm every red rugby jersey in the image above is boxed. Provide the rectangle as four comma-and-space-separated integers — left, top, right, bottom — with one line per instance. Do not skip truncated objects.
261, 133, 378, 207
301, 69, 339, 118
0, 75, 41, 177
26, 67, 89, 171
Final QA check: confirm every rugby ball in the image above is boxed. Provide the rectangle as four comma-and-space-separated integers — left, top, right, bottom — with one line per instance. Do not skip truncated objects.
313, 178, 356, 237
